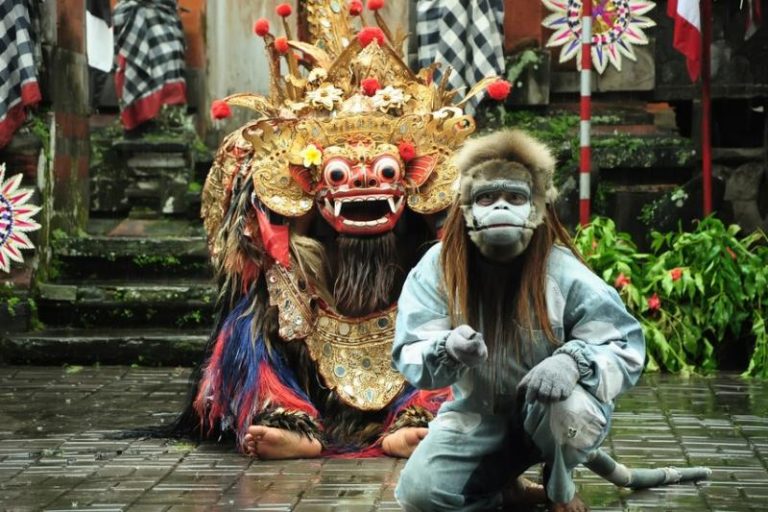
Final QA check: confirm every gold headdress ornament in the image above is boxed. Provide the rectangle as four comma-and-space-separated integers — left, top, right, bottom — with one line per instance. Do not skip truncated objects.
202, 0, 512, 253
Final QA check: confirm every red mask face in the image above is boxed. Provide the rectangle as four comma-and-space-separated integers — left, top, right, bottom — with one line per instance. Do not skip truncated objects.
316, 147, 406, 235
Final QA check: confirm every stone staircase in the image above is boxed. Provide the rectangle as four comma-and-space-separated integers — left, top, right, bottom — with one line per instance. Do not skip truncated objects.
1, 131, 216, 366
2, 218, 215, 366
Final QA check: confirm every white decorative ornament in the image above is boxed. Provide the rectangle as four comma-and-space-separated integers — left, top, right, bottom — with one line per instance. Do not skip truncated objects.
542, 0, 656, 74
371, 86, 409, 113
305, 84, 344, 111
0, 163, 41, 273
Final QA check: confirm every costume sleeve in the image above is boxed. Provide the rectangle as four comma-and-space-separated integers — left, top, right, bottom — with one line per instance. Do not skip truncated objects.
554, 262, 646, 404
393, 245, 468, 390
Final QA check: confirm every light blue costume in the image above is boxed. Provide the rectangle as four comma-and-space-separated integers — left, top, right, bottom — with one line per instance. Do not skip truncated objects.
392, 242, 646, 510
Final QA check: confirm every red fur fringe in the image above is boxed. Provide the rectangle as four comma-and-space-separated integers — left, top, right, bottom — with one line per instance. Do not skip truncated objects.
255, 363, 319, 418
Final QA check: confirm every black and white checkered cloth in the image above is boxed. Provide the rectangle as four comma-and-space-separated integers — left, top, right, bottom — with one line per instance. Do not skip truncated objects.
0, 0, 41, 148
417, 0, 505, 114
113, 0, 186, 129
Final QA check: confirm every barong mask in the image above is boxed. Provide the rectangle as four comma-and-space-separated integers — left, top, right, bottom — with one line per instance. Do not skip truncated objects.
455, 130, 558, 261
202, 2, 511, 267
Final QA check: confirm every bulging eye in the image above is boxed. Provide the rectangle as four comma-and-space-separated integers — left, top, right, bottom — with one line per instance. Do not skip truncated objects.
323, 159, 351, 185
373, 156, 401, 182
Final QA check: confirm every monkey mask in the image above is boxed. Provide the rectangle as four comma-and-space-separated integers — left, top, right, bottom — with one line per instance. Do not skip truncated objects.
454, 130, 557, 262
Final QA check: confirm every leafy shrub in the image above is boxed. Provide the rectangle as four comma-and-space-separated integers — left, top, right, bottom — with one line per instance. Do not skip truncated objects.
574, 216, 768, 377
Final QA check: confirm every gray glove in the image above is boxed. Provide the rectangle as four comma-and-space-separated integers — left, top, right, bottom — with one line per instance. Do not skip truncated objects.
518, 353, 580, 403
445, 324, 488, 368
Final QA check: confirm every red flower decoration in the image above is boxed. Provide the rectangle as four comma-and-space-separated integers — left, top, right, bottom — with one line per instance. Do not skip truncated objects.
670, 267, 682, 281
726, 247, 737, 260
614, 273, 630, 289
361, 77, 381, 96
647, 293, 661, 311
398, 141, 417, 162
276, 3, 292, 17
357, 26, 385, 47
486, 79, 512, 101
367, 0, 385, 9
253, 18, 270, 37
210, 100, 232, 120
274, 37, 290, 54
349, 0, 363, 15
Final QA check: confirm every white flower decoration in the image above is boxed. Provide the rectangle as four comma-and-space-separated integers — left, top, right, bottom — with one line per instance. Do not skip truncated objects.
371, 86, 409, 112
307, 68, 328, 84
305, 84, 343, 111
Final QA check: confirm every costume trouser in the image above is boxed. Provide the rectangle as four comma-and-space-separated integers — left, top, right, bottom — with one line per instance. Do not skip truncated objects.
395, 386, 611, 511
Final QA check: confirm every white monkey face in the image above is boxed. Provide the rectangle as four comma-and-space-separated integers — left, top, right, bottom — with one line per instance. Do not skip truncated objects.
464, 179, 535, 260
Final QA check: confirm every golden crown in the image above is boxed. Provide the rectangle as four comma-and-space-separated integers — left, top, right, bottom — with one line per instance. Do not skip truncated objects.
201, 0, 510, 243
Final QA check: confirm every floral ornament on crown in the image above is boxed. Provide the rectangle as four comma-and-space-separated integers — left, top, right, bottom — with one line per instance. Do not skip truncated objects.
542, 0, 656, 74
371, 86, 410, 113
200, 0, 515, 252
301, 144, 323, 167
0, 163, 41, 273
306, 84, 344, 111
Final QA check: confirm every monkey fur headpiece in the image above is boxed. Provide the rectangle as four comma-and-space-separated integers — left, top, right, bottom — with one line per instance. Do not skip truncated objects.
454, 129, 557, 260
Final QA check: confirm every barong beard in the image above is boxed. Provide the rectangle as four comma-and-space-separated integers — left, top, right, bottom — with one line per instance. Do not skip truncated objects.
333, 232, 400, 317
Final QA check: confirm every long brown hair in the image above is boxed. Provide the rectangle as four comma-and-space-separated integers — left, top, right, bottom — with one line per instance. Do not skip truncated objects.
440, 202, 581, 344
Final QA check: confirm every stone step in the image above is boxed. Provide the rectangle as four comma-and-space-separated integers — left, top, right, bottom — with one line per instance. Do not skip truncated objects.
37, 280, 216, 328
550, 101, 658, 126
0, 328, 209, 365
52, 235, 212, 280
592, 134, 696, 175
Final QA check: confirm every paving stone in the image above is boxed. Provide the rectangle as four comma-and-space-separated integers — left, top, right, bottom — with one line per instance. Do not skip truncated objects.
1, 367, 767, 511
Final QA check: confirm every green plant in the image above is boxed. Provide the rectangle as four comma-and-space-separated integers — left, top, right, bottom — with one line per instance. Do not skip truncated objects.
26, 112, 51, 162
574, 216, 768, 377
505, 49, 541, 85
176, 309, 204, 327
574, 216, 647, 310
645, 218, 768, 377
132, 254, 181, 268
5, 296, 20, 316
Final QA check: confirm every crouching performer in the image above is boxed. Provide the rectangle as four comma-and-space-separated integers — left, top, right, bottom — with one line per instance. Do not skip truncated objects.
392, 130, 711, 511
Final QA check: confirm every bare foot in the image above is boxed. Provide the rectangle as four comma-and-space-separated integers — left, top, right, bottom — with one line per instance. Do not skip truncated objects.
549, 493, 589, 512
381, 427, 428, 458
503, 476, 547, 505
243, 425, 322, 460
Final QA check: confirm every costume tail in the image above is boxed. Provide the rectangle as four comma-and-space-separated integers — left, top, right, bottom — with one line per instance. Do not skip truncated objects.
585, 449, 712, 489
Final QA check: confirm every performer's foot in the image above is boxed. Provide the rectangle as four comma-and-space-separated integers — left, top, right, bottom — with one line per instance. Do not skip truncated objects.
244, 425, 322, 459
381, 427, 428, 458
503, 476, 547, 505
549, 493, 589, 512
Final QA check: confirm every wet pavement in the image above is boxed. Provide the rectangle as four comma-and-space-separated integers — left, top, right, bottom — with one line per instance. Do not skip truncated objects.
0, 366, 766, 511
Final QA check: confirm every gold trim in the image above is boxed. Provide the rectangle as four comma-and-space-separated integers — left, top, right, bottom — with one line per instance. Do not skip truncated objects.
304, 305, 406, 410
266, 263, 316, 341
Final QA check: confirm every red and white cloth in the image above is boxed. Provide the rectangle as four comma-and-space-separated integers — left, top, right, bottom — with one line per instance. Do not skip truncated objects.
667, 0, 702, 81
113, 0, 187, 130
0, 0, 41, 149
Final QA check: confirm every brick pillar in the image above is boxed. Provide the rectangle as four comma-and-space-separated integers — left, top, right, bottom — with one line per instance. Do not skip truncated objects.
51, 0, 90, 234
504, 0, 545, 53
